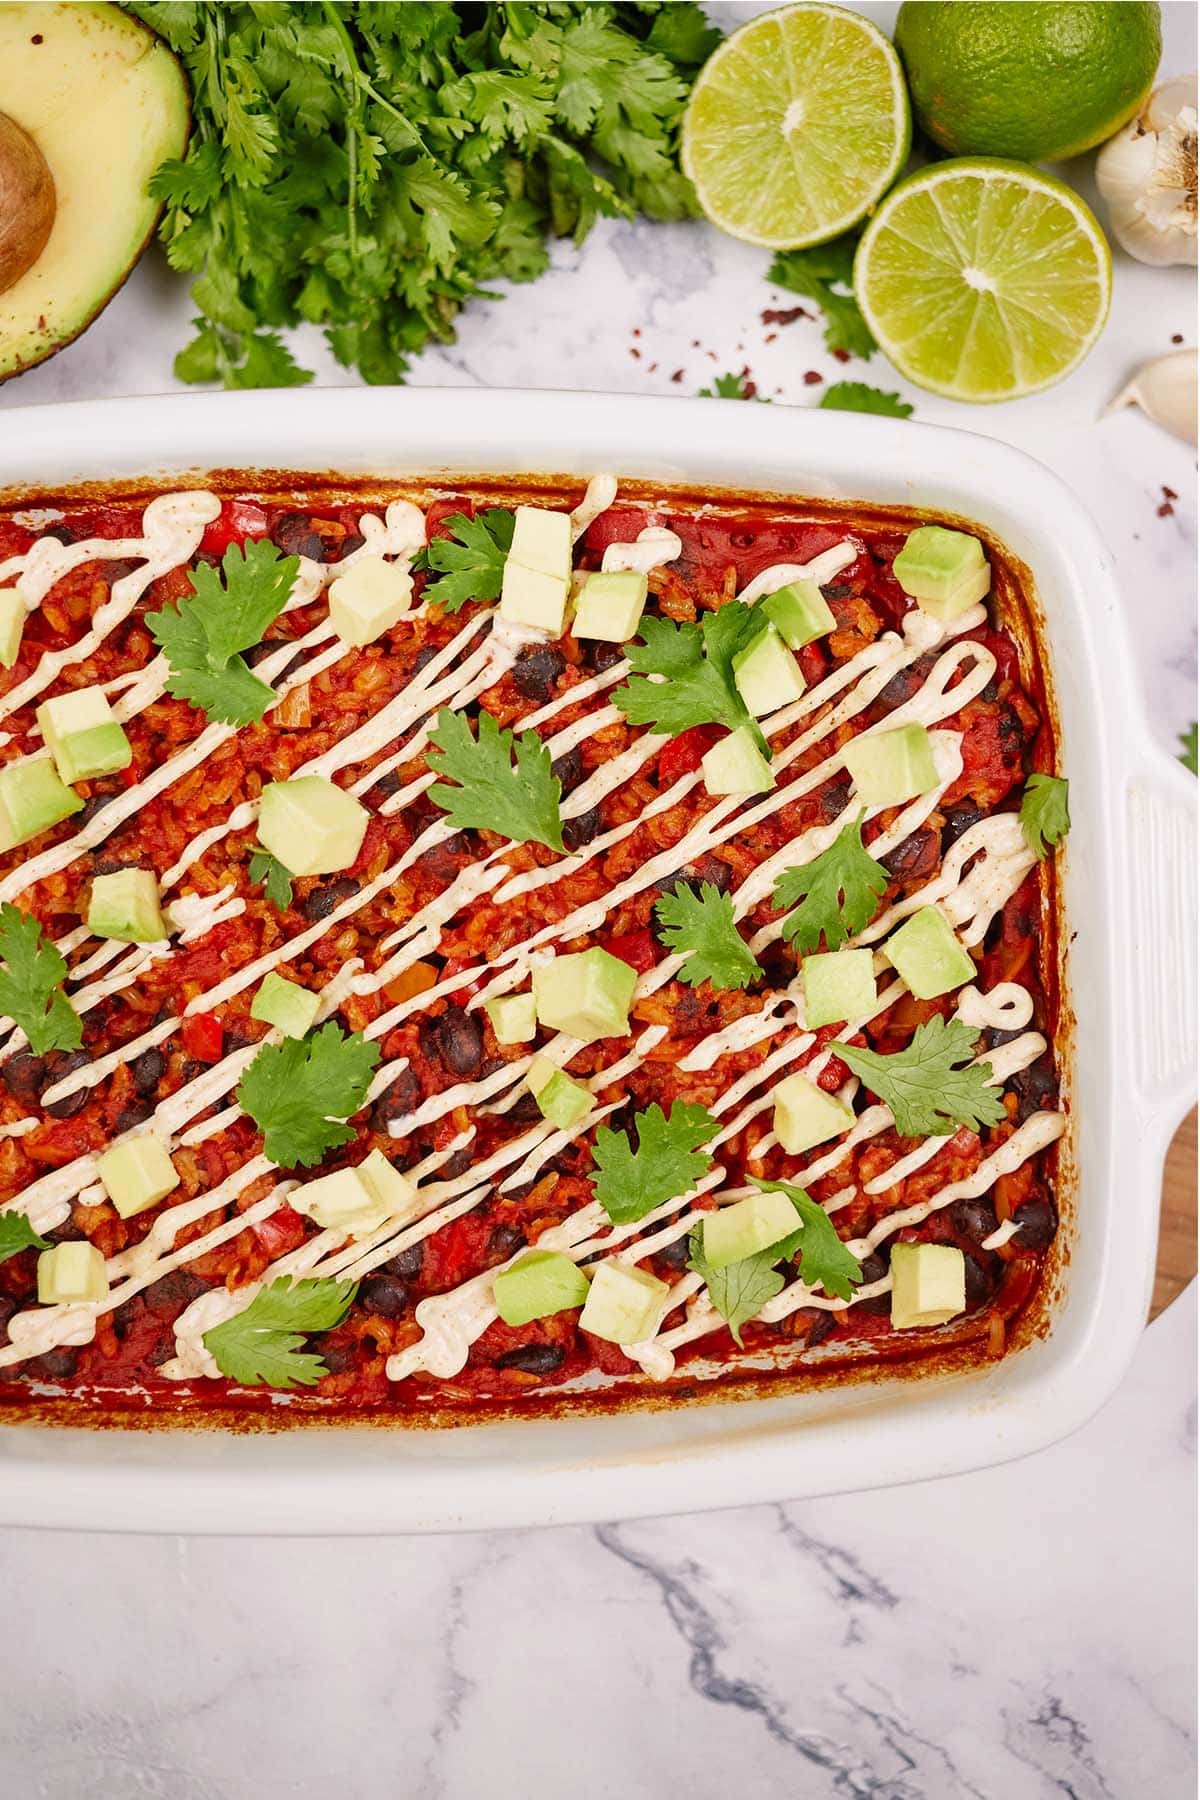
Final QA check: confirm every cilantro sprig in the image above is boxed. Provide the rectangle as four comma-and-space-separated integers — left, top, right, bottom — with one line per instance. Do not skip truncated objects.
831, 1016, 1007, 1138
0, 903, 82, 1056
427, 708, 565, 852
654, 882, 763, 990
614, 602, 767, 751
767, 234, 875, 360
687, 1180, 862, 1343
237, 1023, 380, 1167
590, 1101, 716, 1225
698, 372, 767, 402
819, 382, 913, 419
147, 540, 300, 727
687, 1227, 785, 1346
248, 843, 294, 911
202, 1275, 357, 1388
1019, 774, 1071, 860
1179, 724, 1198, 775
415, 509, 515, 614
773, 815, 888, 955
0, 1209, 50, 1265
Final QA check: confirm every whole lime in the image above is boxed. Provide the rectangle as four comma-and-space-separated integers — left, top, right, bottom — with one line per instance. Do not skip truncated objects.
894, 1, 1162, 162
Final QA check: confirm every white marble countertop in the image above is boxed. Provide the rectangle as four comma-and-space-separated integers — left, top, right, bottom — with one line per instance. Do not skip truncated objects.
0, 3, 1194, 1794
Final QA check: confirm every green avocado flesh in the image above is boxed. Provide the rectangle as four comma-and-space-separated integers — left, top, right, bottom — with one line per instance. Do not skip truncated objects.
0, 3, 190, 381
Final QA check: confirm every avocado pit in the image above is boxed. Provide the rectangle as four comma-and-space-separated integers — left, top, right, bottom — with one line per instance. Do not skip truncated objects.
0, 111, 55, 294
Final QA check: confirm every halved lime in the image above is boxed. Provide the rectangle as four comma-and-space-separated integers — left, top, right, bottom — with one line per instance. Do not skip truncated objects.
853, 159, 1112, 403
681, 3, 911, 250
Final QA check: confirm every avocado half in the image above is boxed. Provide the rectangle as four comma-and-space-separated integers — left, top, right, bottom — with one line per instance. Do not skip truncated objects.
0, 2, 190, 382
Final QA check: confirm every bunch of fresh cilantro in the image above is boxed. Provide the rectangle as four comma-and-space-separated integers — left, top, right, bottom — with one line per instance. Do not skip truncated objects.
127, 1, 719, 388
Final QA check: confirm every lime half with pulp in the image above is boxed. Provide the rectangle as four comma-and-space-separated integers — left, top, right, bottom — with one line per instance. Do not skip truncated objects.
853, 159, 1112, 402
681, 3, 911, 250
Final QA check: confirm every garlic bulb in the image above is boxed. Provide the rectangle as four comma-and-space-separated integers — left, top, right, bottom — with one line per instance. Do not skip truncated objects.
1096, 77, 1197, 265
1107, 348, 1197, 444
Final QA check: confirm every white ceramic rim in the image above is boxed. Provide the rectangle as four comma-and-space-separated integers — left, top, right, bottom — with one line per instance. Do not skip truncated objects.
0, 386, 1192, 1534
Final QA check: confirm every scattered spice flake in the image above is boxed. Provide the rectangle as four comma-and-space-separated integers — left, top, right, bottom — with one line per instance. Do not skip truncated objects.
1157, 500, 1175, 517
630, 347, 641, 359
803, 369, 823, 385
1163, 484, 1179, 499
670, 368, 685, 383
760, 305, 812, 327
832, 347, 851, 363
648, 361, 658, 372
764, 331, 777, 342
1172, 332, 1183, 344
632, 327, 641, 337
691, 339, 701, 348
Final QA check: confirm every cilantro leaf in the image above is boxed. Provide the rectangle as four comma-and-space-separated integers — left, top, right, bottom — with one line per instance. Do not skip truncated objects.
768, 236, 876, 359
1180, 724, 1198, 775
427, 707, 565, 851
248, 844, 294, 911
831, 1016, 1007, 1138
417, 509, 516, 614
687, 1223, 785, 1346
236, 1023, 380, 1168
0, 1209, 50, 1265
202, 1275, 357, 1389
773, 814, 888, 954
0, 903, 82, 1056
819, 382, 913, 419
147, 539, 299, 727
698, 371, 767, 402
614, 602, 766, 751
590, 1101, 716, 1224
654, 883, 763, 990
751, 1180, 863, 1302
1019, 774, 1071, 860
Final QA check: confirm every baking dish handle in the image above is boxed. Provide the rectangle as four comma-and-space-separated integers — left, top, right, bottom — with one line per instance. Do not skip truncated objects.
1126, 755, 1198, 1127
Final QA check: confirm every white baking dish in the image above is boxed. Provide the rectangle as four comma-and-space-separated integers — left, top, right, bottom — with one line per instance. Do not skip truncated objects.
0, 387, 1192, 1534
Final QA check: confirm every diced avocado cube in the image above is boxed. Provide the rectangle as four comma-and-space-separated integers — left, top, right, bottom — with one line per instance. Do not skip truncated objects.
760, 578, 836, 648
36, 687, 132, 785
96, 1135, 180, 1220
499, 560, 570, 634
802, 948, 877, 1029
701, 1189, 800, 1271
0, 587, 26, 668
37, 1240, 109, 1306
885, 906, 975, 1000
250, 971, 321, 1038
579, 1259, 669, 1345
493, 1248, 589, 1327
258, 776, 368, 878
843, 723, 937, 807
88, 868, 168, 943
892, 526, 991, 621
357, 1148, 416, 1219
773, 1072, 854, 1154
701, 726, 775, 797
732, 625, 806, 718
509, 506, 573, 579
485, 992, 537, 1045
328, 555, 414, 646
532, 947, 637, 1041
0, 756, 82, 852
889, 1241, 966, 1329
572, 570, 648, 643
529, 1062, 594, 1131
292, 1167, 383, 1235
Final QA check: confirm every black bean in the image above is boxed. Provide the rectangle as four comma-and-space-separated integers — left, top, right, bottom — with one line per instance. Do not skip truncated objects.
371, 769, 403, 799
2, 1051, 46, 1102
300, 875, 360, 923
272, 511, 327, 561
115, 1100, 154, 1134
91, 856, 132, 877
856, 1250, 892, 1314
584, 640, 625, 674
102, 558, 145, 584
823, 581, 853, 599
319, 1342, 358, 1376
512, 645, 565, 702
42, 522, 76, 545
144, 1269, 208, 1321
440, 1145, 474, 1181
508, 1089, 544, 1124
950, 1196, 998, 1244
657, 1234, 691, 1271
386, 1241, 425, 1280
338, 533, 366, 560
412, 644, 440, 676
980, 678, 1000, 704
78, 792, 117, 828
42, 1049, 89, 1119
653, 855, 731, 900
819, 777, 853, 822
1012, 1196, 1057, 1250
963, 1254, 998, 1311
1010, 1055, 1058, 1123
806, 1309, 837, 1347
488, 1223, 525, 1259
880, 828, 940, 883
757, 941, 796, 990
551, 745, 585, 793
371, 1067, 421, 1131
941, 799, 984, 850
359, 1272, 409, 1318
562, 805, 603, 851
24, 1346, 78, 1380
494, 1343, 565, 1375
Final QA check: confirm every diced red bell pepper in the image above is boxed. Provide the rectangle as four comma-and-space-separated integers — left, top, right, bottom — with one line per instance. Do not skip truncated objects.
181, 1012, 224, 1063
200, 500, 271, 556
251, 1205, 308, 1259
658, 724, 724, 785
601, 927, 659, 974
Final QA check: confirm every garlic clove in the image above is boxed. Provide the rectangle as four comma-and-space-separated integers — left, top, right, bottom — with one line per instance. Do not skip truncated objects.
1095, 75, 1197, 267
1106, 348, 1197, 444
